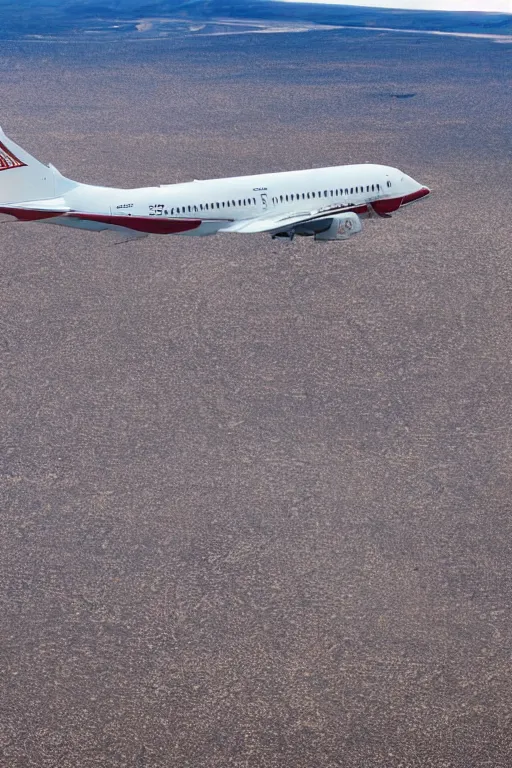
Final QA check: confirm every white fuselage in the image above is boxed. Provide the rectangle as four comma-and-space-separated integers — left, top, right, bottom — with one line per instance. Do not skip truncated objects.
0, 129, 430, 239
56, 163, 427, 236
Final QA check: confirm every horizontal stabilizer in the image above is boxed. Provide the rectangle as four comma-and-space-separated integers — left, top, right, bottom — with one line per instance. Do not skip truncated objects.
0, 199, 71, 221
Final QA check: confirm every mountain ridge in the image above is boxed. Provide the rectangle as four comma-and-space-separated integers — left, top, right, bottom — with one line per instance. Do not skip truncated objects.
0, 0, 511, 37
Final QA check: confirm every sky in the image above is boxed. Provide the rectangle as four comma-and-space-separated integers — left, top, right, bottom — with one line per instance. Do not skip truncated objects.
278, 0, 512, 12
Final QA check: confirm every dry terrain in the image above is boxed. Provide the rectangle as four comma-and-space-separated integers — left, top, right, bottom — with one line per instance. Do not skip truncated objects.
1, 27, 512, 767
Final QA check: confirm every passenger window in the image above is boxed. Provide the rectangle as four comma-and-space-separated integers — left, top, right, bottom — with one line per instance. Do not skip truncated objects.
312, 192, 316, 198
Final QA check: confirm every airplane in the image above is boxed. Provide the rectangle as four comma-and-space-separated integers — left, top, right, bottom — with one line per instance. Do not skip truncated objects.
0, 128, 430, 243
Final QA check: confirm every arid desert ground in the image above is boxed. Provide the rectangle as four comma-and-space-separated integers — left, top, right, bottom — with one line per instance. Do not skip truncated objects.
1, 25, 512, 767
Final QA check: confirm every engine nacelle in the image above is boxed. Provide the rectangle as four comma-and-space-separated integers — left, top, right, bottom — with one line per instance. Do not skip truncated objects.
314, 212, 362, 241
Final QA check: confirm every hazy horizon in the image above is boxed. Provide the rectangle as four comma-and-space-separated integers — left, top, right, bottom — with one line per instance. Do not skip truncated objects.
277, 0, 512, 13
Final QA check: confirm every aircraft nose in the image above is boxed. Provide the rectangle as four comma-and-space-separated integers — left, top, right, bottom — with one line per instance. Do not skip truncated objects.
401, 185, 430, 206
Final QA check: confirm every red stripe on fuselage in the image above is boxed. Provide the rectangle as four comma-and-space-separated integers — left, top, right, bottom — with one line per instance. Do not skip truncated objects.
0, 206, 62, 221
0, 206, 203, 233
65, 213, 203, 235
369, 197, 402, 216
367, 187, 430, 217
400, 187, 430, 206
312, 191, 427, 221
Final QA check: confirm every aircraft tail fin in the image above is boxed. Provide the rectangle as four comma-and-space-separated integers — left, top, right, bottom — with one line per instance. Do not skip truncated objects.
0, 127, 73, 204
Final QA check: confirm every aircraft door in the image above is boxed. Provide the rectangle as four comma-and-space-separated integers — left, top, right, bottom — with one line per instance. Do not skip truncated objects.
260, 193, 268, 210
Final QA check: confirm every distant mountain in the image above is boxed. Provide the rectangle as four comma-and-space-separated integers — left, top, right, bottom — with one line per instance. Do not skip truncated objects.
1, 0, 511, 37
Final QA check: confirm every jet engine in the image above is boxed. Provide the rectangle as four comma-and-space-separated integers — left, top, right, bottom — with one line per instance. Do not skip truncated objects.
313, 212, 362, 241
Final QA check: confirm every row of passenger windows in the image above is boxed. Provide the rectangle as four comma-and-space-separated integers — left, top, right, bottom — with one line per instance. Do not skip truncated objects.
271, 182, 385, 205
170, 198, 258, 215
169, 180, 391, 216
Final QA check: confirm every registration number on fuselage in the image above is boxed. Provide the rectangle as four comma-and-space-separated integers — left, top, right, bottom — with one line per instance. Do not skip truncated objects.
148, 204, 167, 216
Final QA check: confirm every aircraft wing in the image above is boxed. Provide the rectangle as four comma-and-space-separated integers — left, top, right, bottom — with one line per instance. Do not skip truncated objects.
218, 203, 357, 235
